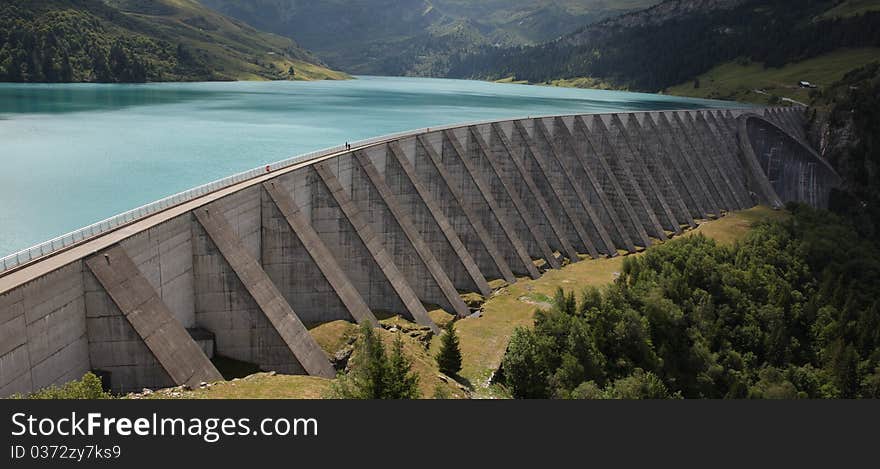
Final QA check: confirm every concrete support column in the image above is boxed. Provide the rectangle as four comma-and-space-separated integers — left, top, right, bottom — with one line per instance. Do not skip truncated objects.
671, 112, 731, 211
455, 127, 561, 269
590, 114, 668, 240
716, 108, 760, 206
681, 112, 739, 210
553, 117, 635, 253
314, 162, 439, 333
703, 111, 754, 207
654, 112, 721, 217
610, 114, 680, 234
693, 112, 750, 209
511, 119, 600, 258
296, 166, 406, 318
624, 114, 695, 228
640, 113, 707, 220
575, 116, 654, 247
534, 118, 617, 256
484, 123, 580, 262
85, 246, 223, 390
386, 141, 491, 296
439, 130, 541, 278
194, 208, 335, 378
352, 149, 470, 318
262, 180, 378, 326
735, 118, 785, 208
415, 135, 519, 283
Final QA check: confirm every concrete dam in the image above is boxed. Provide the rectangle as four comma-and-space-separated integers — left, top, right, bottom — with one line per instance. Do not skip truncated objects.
0, 106, 841, 396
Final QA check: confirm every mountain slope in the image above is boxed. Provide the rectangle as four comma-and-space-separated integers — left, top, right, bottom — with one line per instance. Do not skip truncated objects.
447, 0, 880, 93
664, 47, 880, 105
807, 62, 880, 235
199, 0, 660, 75
0, 0, 347, 83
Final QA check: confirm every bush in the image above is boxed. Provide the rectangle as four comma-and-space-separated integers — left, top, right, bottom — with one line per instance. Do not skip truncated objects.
502, 328, 555, 399
432, 383, 452, 399
14, 372, 111, 399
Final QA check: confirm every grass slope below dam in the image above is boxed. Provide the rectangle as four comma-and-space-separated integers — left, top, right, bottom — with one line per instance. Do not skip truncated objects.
129, 206, 787, 399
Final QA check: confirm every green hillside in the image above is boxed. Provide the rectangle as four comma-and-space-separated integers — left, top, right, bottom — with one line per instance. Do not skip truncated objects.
0, 0, 347, 83
448, 0, 880, 95
199, 0, 659, 75
665, 48, 880, 105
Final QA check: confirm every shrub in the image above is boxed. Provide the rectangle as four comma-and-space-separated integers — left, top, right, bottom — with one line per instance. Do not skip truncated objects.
14, 372, 111, 399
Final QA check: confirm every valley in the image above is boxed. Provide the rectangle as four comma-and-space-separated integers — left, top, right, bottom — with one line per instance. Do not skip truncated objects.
200, 0, 659, 75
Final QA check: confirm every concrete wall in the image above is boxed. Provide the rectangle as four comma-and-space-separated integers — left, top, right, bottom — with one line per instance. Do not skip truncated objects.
192, 214, 305, 375
0, 262, 89, 396
0, 108, 839, 396
740, 111, 841, 209
261, 183, 352, 326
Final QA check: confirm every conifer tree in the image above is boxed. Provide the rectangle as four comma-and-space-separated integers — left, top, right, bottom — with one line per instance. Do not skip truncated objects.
386, 334, 420, 399
330, 323, 420, 399
437, 321, 463, 377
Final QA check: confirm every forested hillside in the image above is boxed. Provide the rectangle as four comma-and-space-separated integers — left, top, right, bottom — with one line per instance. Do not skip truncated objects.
447, 0, 880, 92
502, 206, 880, 399
199, 0, 659, 75
0, 0, 345, 83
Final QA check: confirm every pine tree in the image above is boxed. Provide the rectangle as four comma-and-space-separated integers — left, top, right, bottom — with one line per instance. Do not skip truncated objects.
329, 323, 419, 399
360, 323, 388, 398
436, 321, 462, 377
385, 334, 420, 399
329, 323, 386, 399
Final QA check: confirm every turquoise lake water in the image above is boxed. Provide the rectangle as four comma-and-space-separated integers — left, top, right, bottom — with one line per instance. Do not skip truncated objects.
0, 76, 745, 257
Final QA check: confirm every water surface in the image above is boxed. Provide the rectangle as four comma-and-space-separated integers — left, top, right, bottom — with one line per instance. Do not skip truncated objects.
0, 76, 745, 257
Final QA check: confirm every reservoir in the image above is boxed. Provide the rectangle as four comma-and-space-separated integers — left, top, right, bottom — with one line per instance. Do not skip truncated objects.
0, 76, 744, 257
